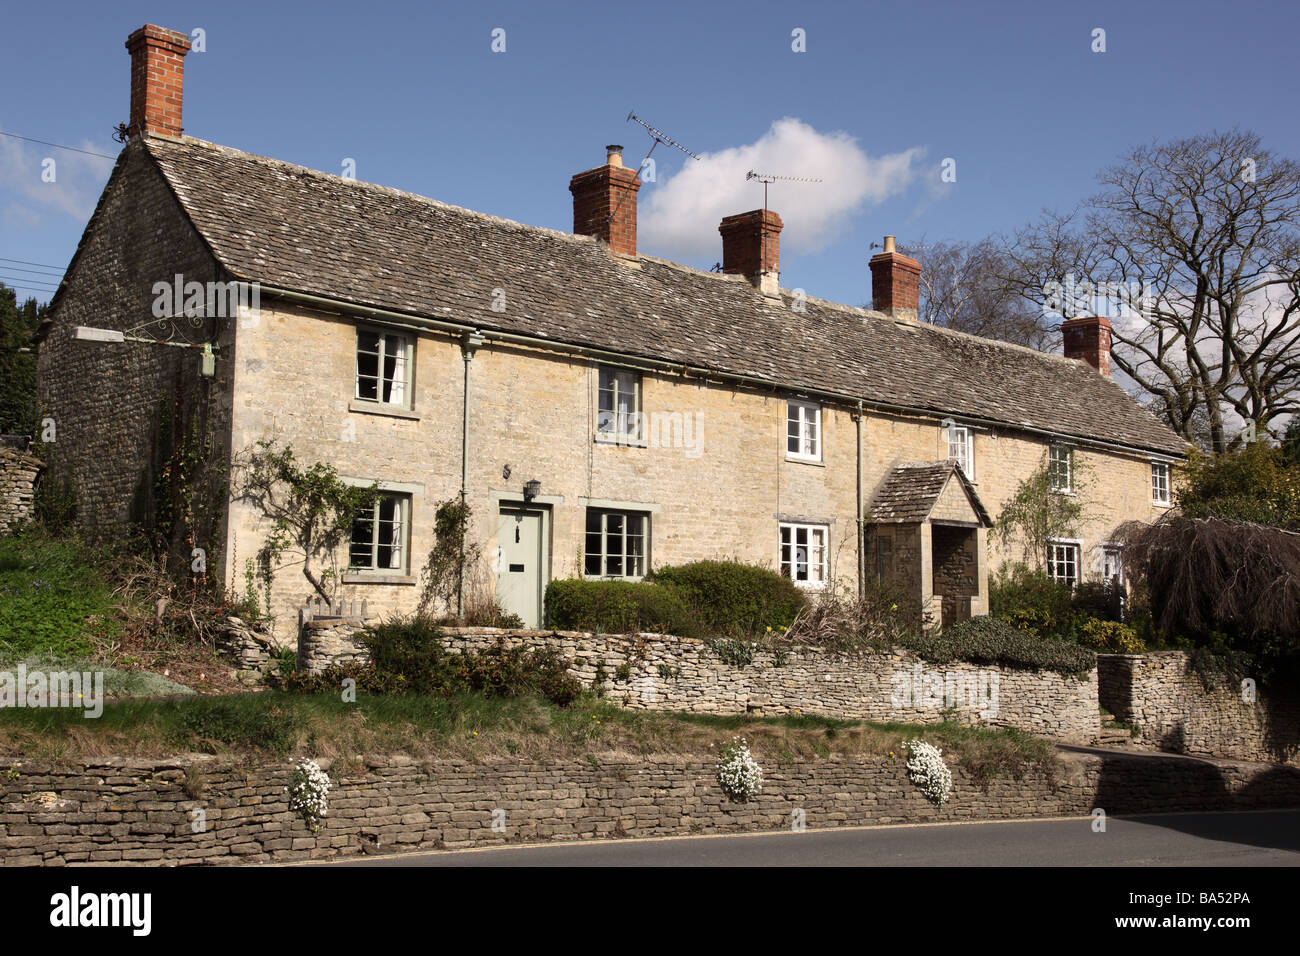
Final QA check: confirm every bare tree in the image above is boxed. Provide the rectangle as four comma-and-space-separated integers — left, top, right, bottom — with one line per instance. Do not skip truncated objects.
910, 239, 1053, 350
1002, 130, 1300, 453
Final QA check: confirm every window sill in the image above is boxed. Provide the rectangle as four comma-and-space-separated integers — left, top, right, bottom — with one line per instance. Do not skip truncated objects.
1153, 500, 1173, 508
594, 434, 648, 449
342, 572, 417, 586
785, 455, 825, 467
349, 399, 419, 421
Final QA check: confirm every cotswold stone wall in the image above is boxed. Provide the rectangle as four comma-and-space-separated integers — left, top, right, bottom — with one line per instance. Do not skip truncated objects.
213, 617, 277, 672
0, 448, 42, 532
299, 625, 1100, 744
1099, 652, 1300, 766
2, 749, 1296, 865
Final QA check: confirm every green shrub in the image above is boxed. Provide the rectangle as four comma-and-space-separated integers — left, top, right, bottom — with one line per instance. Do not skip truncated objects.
652, 560, 806, 638
1077, 618, 1145, 653
989, 564, 1075, 637
905, 617, 1096, 677
270, 615, 582, 706
544, 579, 697, 636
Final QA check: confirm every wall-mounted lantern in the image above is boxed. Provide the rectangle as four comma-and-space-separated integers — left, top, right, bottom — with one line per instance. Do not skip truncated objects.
523, 479, 541, 502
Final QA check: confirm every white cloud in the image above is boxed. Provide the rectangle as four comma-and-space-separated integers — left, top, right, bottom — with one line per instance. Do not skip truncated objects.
0, 131, 114, 224
638, 117, 923, 259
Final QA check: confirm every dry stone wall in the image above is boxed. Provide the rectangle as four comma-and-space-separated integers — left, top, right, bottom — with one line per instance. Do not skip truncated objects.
0, 448, 42, 532
1099, 652, 1300, 766
2, 749, 1296, 865
298, 625, 1100, 744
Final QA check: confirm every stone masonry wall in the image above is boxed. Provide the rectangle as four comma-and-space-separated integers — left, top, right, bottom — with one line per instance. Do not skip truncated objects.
2, 748, 1296, 865
299, 625, 1100, 744
0, 449, 42, 532
1099, 652, 1300, 766
224, 298, 1180, 641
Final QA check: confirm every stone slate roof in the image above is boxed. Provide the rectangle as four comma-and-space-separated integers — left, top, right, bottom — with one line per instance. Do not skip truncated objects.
141, 136, 1188, 456
869, 462, 993, 526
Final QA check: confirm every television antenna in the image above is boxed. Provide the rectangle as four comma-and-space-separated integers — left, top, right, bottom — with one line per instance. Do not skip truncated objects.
627, 111, 702, 163
746, 170, 822, 213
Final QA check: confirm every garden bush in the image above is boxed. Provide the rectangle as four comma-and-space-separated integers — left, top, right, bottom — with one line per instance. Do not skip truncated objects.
652, 560, 806, 638
269, 615, 582, 705
544, 579, 698, 636
906, 617, 1097, 677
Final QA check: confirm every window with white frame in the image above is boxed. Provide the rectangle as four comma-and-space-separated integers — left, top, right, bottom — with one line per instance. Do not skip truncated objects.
779, 523, 828, 588
787, 400, 821, 461
1151, 461, 1171, 505
584, 509, 648, 578
349, 493, 410, 573
946, 423, 973, 479
1049, 443, 1073, 492
355, 328, 413, 407
597, 367, 643, 443
1046, 540, 1080, 587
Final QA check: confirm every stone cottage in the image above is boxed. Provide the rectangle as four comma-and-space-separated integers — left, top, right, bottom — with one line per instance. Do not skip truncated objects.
35, 25, 1188, 636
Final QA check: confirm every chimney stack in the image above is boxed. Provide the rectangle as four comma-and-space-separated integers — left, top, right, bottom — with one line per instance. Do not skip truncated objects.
719, 209, 783, 297
126, 25, 192, 139
1062, 316, 1113, 375
869, 236, 921, 321
569, 145, 641, 257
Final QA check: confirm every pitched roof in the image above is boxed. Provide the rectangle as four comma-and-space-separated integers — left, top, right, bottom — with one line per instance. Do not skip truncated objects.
869, 462, 993, 526
140, 136, 1187, 456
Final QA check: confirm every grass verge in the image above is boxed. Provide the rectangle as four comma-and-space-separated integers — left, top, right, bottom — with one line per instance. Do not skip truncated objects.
0, 690, 1058, 788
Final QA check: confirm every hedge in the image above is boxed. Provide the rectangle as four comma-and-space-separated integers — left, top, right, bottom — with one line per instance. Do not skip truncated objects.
544, 579, 698, 636
652, 560, 806, 638
902, 617, 1097, 678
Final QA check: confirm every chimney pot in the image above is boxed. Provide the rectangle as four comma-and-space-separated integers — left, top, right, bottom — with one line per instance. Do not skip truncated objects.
869, 236, 921, 321
1062, 316, 1113, 375
606, 145, 624, 167
125, 24, 192, 139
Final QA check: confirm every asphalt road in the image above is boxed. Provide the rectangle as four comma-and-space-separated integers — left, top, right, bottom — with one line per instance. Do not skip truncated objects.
316, 809, 1300, 867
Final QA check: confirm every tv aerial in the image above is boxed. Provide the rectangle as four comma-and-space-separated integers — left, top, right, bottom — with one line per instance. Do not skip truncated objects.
746, 170, 822, 213
627, 111, 702, 164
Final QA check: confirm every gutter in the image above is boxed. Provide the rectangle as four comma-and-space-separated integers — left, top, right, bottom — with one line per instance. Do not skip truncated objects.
256, 284, 1188, 461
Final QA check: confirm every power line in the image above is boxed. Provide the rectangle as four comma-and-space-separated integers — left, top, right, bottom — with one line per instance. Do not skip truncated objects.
0, 274, 60, 290
0, 264, 63, 278
0, 131, 116, 160
0, 257, 64, 271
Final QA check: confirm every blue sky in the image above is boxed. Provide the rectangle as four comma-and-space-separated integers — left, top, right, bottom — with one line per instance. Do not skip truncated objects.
3, 0, 1299, 308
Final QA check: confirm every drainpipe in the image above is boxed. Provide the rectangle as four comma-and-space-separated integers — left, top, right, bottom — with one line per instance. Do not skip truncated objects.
458, 332, 484, 616
855, 401, 865, 600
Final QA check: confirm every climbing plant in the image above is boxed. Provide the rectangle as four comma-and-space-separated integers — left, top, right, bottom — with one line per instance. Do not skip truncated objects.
993, 454, 1090, 570
232, 439, 380, 602
417, 497, 480, 616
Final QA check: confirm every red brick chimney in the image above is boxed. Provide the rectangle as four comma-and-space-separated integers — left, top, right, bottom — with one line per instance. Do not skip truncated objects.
569, 145, 641, 257
869, 236, 921, 321
719, 209, 783, 297
126, 25, 192, 140
1062, 316, 1113, 375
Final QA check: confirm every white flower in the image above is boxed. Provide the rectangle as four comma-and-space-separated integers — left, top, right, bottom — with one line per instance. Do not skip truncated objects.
716, 736, 764, 802
903, 739, 952, 806
288, 759, 331, 830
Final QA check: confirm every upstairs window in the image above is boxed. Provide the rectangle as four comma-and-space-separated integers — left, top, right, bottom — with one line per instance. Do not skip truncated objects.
1152, 461, 1171, 505
584, 509, 648, 578
946, 424, 973, 479
597, 367, 642, 443
779, 522, 828, 589
787, 400, 821, 461
1049, 444, 1073, 492
349, 493, 409, 573
356, 328, 412, 407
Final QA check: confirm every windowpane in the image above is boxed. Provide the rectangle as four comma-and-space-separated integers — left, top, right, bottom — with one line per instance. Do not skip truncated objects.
584, 508, 649, 579
356, 329, 410, 406
787, 401, 820, 460
349, 494, 407, 571
778, 522, 827, 588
